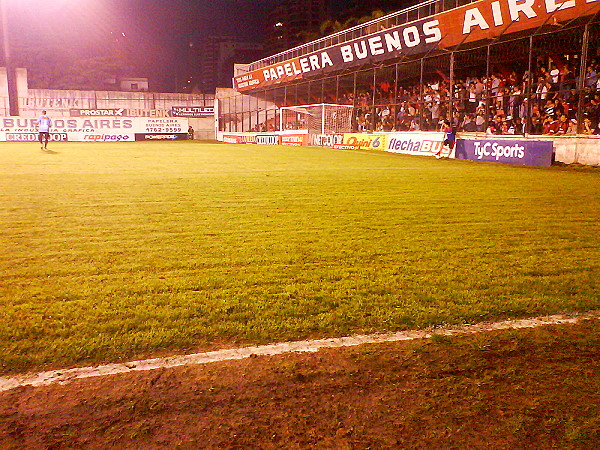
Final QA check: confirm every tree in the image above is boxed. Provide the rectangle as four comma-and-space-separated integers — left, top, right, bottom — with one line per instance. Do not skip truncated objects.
302, 9, 388, 43
54, 56, 129, 91
11, 43, 129, 90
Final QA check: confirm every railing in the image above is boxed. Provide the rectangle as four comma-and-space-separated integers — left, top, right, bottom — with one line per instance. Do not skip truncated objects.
248, 0, 477, 71
8, 92, 215, 118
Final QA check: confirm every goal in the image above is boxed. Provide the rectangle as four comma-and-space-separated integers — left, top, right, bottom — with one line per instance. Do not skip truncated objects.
279, 103, 353, 134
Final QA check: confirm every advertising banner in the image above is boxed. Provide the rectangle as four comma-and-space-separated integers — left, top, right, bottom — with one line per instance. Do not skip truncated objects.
0, 117, 188, 142
223, 134, 256, 144
342, 133, 387, 151
223, 135, 245, 144
255, 135, 280, 145
137, 118, 188, 134
76, 133, 135, 142
455, 139, 554, 166
5, 132, 69, 142
135, 133, 188, 141
234, 16, 440, 91
70, 108, 125, 117
281, 134, 307, 146
311, 134, 344, 147
234, 0, 600, 91
386, 132, 449, 157
171, 107, 215, 118
70, 109, 173, 118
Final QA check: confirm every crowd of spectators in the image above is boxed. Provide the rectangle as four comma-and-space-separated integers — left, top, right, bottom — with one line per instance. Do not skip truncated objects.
236, 53, 600, 137
346, 56, 600, 136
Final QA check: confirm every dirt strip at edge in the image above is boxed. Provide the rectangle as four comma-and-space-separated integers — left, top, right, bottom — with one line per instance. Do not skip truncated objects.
1, 310, 598, 393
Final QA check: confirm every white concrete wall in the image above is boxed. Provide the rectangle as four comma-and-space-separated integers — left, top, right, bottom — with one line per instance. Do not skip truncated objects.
0, 68, 8, 116
16, 68, 28, 100
553, 136, 600, 166
0, 67, 216, 138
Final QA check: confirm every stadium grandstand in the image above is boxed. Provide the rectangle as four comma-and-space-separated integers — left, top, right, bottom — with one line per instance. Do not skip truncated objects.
217, 0, 600, 165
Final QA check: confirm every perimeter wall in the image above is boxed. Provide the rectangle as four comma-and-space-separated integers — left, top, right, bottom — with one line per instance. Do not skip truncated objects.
216, 129, 600, 166
0, 68, 216, 141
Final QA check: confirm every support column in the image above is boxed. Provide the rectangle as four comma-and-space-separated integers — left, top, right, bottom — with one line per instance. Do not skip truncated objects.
1, 0, 18, 115
576, 24, 590, 134
449, 52, 455, 124
371, 68, 377, 131
419, 58, 425, 129
485, 44, 491, 131
525, 35, 534, 135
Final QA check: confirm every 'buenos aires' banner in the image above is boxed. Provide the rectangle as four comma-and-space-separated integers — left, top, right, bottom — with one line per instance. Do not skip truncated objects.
234, 0, 600, 91
0, 117, 189, 142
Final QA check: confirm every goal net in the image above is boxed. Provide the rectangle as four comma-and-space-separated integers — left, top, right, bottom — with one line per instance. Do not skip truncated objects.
279, 103, 353, 134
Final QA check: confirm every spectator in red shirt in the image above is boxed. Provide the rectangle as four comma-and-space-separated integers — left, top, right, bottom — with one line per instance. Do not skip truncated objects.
543, 115, 559, 134
555, 114, 569, 135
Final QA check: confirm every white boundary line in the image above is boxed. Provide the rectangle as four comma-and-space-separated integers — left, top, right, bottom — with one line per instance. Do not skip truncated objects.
1, 310, 598, 393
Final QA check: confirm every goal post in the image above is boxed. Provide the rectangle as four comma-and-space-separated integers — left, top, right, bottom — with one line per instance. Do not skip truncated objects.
279, 103, 353, 135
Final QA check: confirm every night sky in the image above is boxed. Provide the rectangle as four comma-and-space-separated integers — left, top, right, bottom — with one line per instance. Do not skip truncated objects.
5, 0, 410, 92
7, 1, 273, 89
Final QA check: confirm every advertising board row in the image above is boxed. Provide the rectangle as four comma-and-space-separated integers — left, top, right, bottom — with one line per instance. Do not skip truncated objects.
0, 117, 190, 142
339, 133, 553, 166
68, 107, 214, 118
223, 134, 308, 146
221, 131, 554, 167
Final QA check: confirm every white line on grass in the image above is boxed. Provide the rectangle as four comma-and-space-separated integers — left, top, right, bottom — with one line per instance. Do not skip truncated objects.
1, 310, 598, 393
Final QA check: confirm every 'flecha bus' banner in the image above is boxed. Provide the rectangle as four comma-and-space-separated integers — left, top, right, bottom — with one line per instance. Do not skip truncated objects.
455, 139, 554, 166
234, 0, 600, 91
386, 132, 449, 157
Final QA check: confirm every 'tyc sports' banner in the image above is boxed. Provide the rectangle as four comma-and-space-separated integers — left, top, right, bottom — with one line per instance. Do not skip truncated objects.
234, 0, 600, 91
455, 139, 554, 166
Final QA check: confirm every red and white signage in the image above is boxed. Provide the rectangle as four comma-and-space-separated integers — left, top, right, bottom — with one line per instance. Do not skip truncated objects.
234, 0, 600, 91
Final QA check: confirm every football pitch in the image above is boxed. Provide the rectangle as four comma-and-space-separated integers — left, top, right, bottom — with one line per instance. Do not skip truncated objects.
1, 141, 599, 374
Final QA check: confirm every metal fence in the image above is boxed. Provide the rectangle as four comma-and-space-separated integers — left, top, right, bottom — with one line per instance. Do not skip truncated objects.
1, 90, 215, 118
248, 0, 476, 71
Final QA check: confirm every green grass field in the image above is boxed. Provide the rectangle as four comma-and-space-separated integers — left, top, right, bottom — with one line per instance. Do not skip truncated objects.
1, 141, 598, 374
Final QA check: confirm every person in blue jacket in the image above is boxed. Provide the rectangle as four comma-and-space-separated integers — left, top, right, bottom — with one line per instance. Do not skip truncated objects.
436, 121, 455, 158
